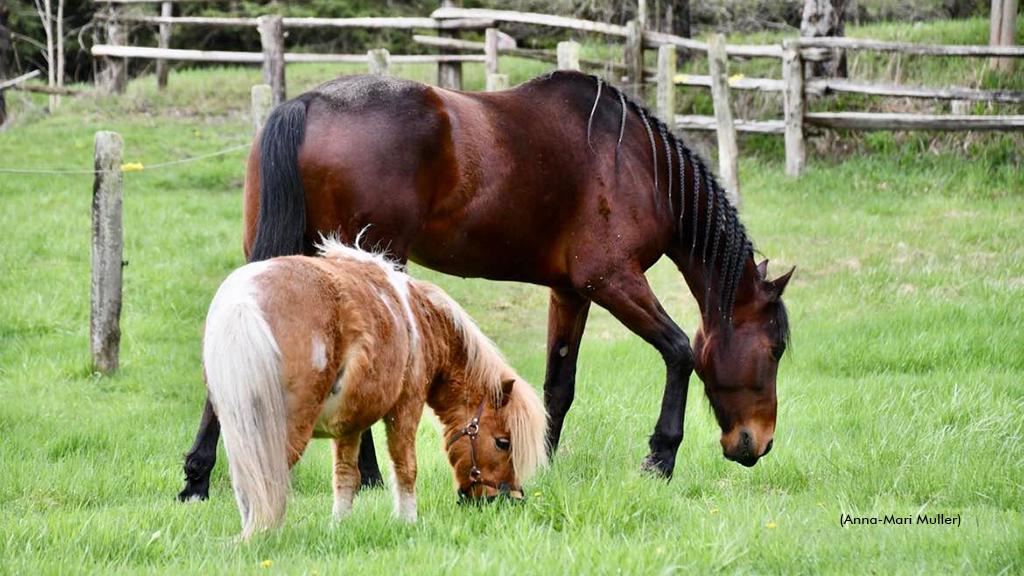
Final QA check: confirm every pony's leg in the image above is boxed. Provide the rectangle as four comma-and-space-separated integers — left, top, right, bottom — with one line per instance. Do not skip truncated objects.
356, 429, 383, 489
542, 288, 591, 456
331, 434, 362, 520
178, 397, 220, 502
583, 269, 694, 479
383, 401, 423, 522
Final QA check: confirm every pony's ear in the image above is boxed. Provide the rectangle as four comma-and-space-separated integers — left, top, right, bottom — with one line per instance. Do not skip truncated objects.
756, 259, 769, 279
764, 266, 795, 301
498, 378, 515, 408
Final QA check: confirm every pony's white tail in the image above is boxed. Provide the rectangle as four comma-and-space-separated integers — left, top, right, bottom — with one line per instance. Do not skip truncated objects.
203, 262, 289, 539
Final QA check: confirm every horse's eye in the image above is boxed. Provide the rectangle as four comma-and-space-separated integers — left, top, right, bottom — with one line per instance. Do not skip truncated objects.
494, 438, 511, 451
771, 344, 786, 361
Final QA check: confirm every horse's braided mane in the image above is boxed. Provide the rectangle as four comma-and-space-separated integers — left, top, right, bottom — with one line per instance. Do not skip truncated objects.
550, 70, 753, 323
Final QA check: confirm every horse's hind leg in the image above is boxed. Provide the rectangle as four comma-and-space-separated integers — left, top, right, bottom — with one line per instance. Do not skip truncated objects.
178, 397, 220, 502
543, 289, 591, 457
331, 434, 362, 520
582, 269, 694, 479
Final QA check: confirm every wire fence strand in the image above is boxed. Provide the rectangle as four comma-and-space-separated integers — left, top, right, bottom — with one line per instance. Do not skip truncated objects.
0, 142, 251, 175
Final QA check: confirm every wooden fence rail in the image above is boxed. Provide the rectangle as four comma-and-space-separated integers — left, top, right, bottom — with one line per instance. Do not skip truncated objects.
87, 2, 1024, 183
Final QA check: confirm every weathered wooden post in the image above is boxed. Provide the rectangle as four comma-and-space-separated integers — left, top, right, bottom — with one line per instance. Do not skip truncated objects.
367, 48, 391, 76
484, 28, 500, 76
989, 0, 1019, 72
257, 15, 285, 106
156, 1, 172, 89
99, 4, 127, 94
624, 19, 645, 100
557, 40, 580, 71
656, 43, 675, 122
91, 131, 124, 373
486, 73, 508, 91
437, 0, 462, 89
251, 84, 272, 137
707, 34, 740, 205
781, 38, 806, 176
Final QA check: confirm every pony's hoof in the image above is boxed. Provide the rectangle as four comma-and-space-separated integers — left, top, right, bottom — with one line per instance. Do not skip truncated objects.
639, 454, 674, 480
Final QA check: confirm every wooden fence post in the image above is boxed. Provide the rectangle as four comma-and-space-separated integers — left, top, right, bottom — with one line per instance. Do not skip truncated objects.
486, 73, 508, 91
782, 38, 806, 176
156, 1, 172, 89
557, 40, 580, 70
656, 43, 675, 122
989, 0, 1019, 72
484, 27, 499, 75
99, 5, 127, 94
368, 48, 391, 75
707, 34, 740, 205
437, 0, 462, 89
257, 15, 285, 106
251, 83, 272, 137
624, 19, 644, 100
91, 131, 124, 374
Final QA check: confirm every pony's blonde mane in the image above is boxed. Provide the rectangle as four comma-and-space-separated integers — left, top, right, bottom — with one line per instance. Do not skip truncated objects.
420, 284, 548, 481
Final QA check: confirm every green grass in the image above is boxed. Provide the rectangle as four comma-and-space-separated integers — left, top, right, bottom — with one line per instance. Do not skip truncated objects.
2, 20, 1024, 576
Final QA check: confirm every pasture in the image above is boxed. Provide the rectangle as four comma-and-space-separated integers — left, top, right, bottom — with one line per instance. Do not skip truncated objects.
2, 19, 1023, 576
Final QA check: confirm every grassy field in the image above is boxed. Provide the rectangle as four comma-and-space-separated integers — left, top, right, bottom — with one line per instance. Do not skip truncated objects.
2, 18, 1024, 576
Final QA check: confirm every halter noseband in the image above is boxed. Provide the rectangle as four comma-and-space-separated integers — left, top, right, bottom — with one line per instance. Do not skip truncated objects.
445, 397, 518, 499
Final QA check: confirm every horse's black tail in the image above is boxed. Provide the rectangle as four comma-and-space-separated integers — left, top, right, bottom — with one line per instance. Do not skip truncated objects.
249, 95, 313, 263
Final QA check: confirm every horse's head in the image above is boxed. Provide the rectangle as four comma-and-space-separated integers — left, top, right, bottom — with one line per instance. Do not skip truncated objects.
444, 378, 547, 501
692, 259, 793, 467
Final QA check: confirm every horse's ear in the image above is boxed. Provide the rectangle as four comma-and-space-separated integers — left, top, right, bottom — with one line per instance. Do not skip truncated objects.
498, 378, 515, 408
764, 266, 795, 301
756, 259, 769, 279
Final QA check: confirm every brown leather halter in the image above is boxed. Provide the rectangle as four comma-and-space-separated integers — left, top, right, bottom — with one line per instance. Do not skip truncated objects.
445, 397, 518, 499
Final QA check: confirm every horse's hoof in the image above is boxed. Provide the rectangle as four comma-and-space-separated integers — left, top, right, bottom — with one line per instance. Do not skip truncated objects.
358, 474, 384, 491
177, 485, 209, 502
639, 454, 674, 480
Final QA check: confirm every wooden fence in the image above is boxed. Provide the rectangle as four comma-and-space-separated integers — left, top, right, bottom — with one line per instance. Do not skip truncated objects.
88, 1, 1024, 191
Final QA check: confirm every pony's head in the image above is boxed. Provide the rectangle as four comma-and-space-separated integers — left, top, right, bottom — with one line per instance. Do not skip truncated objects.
444, 377, 547, 500
692, 259, 793, 467
419, 283, 548, 500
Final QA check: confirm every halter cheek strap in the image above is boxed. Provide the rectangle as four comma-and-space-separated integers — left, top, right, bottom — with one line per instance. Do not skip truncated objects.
445, 397, 519, 497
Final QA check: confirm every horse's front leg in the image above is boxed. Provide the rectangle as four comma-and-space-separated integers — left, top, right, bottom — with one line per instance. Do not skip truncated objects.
356, 429, 384, 489
542, 288, 591, 456
583, 269, 694, 479
178, 397, 220, 501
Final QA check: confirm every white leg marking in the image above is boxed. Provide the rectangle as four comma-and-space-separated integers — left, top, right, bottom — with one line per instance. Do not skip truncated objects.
332, 486, 355, 521
390, 463, 417, 523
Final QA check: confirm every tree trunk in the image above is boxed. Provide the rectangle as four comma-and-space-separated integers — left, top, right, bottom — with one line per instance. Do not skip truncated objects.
801, 0, 848, 78
665, 0, 690, 37
0, 0, 9, 127
55, 0, 64, 107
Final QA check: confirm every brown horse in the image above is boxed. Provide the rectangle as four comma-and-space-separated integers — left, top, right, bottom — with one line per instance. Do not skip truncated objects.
203, 238, 546, 537
179, 70, 792, 502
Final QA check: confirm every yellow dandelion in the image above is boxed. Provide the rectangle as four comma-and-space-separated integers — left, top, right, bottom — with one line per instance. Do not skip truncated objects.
656, 546, 665, 555
710, 507, 719, 515
766, 521, 777, 530
533, 491, 542, 498
311, 570, 319, 575
261, 559, 274, 568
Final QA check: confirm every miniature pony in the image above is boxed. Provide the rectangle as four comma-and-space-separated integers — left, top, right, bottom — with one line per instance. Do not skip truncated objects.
202, 238, 547, 538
